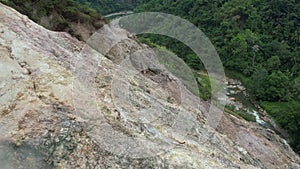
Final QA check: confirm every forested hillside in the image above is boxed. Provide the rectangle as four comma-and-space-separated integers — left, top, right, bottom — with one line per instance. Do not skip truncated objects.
77, 0, 137, 14
1, 0, 104, 40
133, 0, 300, 153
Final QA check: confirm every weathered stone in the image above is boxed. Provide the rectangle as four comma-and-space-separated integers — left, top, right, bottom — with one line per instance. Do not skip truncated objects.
0, 3, 299, 169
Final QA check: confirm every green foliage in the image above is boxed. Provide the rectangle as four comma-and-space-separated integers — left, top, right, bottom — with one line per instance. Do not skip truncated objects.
77, 0, 137, 15
261, 101, 300, 153
195, 73, 211, 101
226, 29, 262, 75
133, 0, 300, 103
225, 104, 256, 122
292, 76, 300, 101
249, 70, 291, 101
132, 0, 300, 153
225, 71, 251, 85
248, 68, 268, 99
1, 0, 104, 40
266, 56, 281, 72
138, 34, 203, 70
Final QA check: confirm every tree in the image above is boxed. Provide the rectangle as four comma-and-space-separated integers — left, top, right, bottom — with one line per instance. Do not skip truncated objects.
266, 71, 291, 101
292, 76, 300, 101
226, 29, 261, 75
267, 55, 281, 72
249, 68, 268, 100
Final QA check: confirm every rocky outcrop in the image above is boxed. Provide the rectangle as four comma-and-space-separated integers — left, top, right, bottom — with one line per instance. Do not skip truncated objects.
0, 3, 299, 169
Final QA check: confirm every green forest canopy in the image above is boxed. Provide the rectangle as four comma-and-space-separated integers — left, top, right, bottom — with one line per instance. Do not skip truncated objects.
77, 0, 137, 15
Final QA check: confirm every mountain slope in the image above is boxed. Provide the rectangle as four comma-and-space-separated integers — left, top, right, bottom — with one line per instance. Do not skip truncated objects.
0, 3, 299, 169
0, 0, 105, 41
133, 0, 300, 153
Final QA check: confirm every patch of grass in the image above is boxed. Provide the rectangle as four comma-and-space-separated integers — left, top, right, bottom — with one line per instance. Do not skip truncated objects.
225, 104, 256, 122
195, 72, 211, 101
137, 37, 159, 48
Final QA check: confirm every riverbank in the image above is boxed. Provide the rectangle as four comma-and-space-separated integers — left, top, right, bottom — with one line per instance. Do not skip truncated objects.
196, 72, 290, 140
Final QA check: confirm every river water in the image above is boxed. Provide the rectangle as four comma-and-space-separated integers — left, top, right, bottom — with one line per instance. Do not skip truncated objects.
223, 78, 276, 129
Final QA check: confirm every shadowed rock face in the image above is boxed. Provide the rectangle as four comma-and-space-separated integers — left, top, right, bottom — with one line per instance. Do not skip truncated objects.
0, 3, 299, 169
0, 141, 52, 169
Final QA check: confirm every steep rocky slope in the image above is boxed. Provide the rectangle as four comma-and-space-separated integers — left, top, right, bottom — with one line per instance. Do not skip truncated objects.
0, 3, 299, 169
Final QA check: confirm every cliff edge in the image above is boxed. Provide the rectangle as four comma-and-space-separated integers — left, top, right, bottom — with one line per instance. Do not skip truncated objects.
0, 3, 299, 169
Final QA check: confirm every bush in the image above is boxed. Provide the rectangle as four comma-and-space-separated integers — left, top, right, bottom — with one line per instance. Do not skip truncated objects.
261, 101, 300, 153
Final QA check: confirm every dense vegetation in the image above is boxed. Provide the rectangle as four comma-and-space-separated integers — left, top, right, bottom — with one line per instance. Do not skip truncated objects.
77, 0, 137, 15
262, 101, 300, 151
1, 0, 104, 40
134, 0, 299, 100
133, 0, 300, 153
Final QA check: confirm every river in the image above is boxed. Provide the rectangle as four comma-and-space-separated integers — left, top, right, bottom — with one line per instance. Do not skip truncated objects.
222, 78, 278, 129
104, 11, 134, 18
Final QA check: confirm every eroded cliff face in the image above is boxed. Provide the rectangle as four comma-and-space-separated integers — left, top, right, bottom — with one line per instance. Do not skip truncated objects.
0, 3, 299, 169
